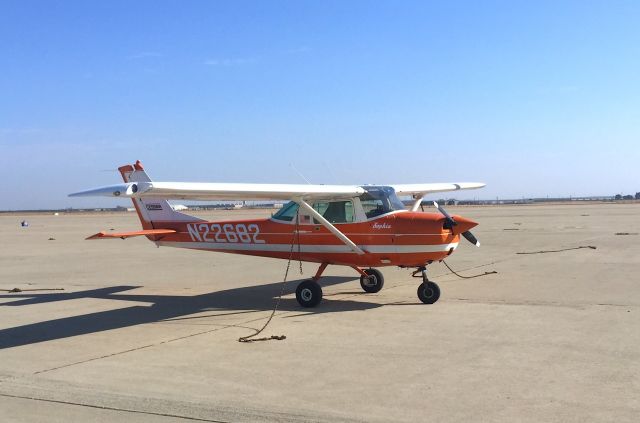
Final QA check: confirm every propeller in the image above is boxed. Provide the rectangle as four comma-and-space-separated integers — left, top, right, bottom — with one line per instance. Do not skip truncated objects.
461, 230, 480, 247
432, 201, 480, 247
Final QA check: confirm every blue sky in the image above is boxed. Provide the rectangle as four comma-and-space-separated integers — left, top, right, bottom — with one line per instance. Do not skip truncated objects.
1, 1, 639, 209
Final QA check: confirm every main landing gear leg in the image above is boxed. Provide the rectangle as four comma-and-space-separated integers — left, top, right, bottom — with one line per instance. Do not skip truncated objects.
414, 266, 441, 304
295, 263, 328, 308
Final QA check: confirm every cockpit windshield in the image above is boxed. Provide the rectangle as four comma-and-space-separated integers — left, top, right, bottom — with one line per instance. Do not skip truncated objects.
359, 186, 406, 218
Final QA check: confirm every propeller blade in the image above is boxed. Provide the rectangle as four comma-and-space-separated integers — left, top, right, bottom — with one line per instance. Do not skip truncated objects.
432, 201, 457, 229
462, 231, 480, 247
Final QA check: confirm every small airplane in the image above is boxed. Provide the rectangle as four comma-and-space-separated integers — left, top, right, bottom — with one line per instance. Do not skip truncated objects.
70, 161, 485, 308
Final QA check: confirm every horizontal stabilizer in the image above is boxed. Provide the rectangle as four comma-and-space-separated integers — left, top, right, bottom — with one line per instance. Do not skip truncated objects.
86, 229, 176, 240
69, 182, 142, 198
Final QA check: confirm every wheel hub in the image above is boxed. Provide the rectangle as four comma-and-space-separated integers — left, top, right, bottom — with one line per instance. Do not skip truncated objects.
363, 275, 377, 287
300, 288, 313, 301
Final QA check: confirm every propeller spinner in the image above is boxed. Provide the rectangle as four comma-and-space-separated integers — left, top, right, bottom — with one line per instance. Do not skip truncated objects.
432, 201, 480, 247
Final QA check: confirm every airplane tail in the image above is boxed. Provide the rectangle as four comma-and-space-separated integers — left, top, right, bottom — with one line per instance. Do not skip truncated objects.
118, 161, 201, 229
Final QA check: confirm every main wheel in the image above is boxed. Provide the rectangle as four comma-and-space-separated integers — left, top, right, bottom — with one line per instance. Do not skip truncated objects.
417, 281, 440, 304
296, 280, 323, 308
359, 268, 384, 293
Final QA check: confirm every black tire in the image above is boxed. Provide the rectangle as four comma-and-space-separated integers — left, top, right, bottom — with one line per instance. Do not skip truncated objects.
296, 280, 323, 308
417, 281, 440, 304
359, 268, 384, 293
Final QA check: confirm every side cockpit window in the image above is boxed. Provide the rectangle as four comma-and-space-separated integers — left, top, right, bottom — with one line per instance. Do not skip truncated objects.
361, 198, 387, 218
312, 201, 354, 223
273, 200, 354, 224
359, 186, 405, 219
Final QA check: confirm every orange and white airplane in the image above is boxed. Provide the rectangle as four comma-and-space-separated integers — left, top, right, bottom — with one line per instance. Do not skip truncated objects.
70, 161, 485, 308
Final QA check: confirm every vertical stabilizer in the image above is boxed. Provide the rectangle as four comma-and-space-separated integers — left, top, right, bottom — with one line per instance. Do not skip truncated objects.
118, 161, 201, 229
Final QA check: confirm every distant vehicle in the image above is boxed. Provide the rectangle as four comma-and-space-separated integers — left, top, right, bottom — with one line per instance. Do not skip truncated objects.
70, 161, 485, 308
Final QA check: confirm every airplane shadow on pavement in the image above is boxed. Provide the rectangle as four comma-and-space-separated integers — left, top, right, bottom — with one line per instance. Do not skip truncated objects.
0, 276, 381, 349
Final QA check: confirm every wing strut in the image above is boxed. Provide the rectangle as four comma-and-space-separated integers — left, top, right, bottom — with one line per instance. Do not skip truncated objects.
410, 194, 425, 212
296, 199, 366, 255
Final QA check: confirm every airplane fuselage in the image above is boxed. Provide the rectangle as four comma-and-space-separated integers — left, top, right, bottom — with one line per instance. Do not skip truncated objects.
146, 210, 474, 268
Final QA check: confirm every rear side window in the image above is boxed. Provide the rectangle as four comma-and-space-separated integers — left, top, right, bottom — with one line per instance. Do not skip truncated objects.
273, 201, 300, 221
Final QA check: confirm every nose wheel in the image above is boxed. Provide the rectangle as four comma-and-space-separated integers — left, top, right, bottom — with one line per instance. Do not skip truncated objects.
417, 281, 440, 304
414, 266, 441, 304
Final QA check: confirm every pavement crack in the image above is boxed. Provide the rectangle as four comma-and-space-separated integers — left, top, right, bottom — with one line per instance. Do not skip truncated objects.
449, 298, 637, 309
33, 312, 288, 375
0, 392, 230, 422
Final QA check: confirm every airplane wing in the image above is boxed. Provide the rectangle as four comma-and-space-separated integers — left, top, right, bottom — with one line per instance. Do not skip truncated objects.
69, 182, 366, 201
391, 182, 486, 198
70, 181, 485, 201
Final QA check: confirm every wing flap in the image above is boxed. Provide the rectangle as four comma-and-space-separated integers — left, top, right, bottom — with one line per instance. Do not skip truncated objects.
86, 229, 177, 240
